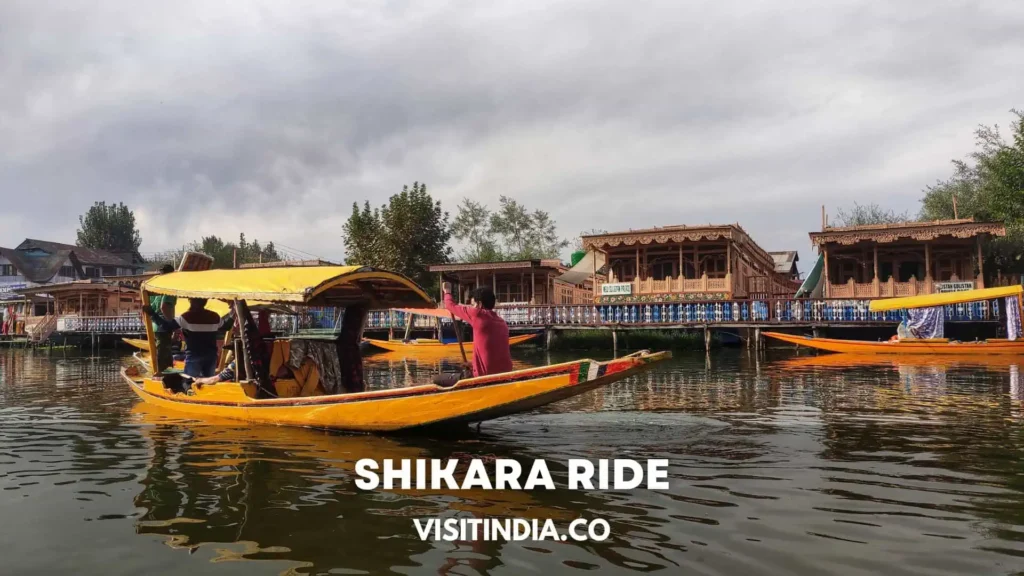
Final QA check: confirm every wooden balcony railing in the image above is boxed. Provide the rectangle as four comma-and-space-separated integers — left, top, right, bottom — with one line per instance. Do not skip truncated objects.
359, 298, 1002, 329
828, 278, 982, 299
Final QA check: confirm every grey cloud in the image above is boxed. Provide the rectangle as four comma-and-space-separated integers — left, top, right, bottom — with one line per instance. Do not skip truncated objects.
1, 0, 1023, 264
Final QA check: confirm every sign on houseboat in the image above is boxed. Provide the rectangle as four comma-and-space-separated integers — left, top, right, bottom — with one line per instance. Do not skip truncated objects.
601, 282, 633, 296
935, 281, 975, 293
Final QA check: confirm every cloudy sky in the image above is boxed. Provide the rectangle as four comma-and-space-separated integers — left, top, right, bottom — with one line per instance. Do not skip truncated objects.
2, 0, 1023, 265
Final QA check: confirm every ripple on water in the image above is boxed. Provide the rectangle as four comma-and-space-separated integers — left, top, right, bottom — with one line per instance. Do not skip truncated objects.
3, 348, 1024, 574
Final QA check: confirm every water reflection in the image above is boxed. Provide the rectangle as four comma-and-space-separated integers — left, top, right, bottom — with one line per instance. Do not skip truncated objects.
3, 348, 1024, 574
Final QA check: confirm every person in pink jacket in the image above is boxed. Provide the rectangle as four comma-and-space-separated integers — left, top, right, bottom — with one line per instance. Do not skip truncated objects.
440, 282, 513, 380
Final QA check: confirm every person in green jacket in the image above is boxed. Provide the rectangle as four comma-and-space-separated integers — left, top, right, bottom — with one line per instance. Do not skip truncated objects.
151, 264, 177, 372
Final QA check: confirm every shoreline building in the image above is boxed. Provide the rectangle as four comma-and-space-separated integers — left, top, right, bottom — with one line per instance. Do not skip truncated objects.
427, 260, 600, 306
580, 225, 800, 303
809, 219, 1006, 298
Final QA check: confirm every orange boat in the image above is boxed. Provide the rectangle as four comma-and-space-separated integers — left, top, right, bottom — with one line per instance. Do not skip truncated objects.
764, 285, 1024, 356
363, 307, 540, 354
762, 331, 1024, 355
776, 353, 1024, 371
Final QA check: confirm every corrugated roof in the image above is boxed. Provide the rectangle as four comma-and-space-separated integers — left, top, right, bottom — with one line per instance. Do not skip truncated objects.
0, 247, 82, 283
16, 239, 137, 268
769, 251, 799, 274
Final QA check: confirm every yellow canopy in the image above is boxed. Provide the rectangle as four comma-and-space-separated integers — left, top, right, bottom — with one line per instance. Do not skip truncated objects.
143, 265, 433, 309
869, 285, 1023, 312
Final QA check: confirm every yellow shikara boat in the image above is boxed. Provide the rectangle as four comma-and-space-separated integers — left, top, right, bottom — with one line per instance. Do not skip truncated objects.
122, 265, 669, 432
764, 285, 1024, 355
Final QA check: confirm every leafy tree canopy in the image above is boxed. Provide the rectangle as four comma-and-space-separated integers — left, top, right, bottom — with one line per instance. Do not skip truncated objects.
831, 202, 910, 227
452, 196, 569, 262
342, 182, 453, 290
76, 201, 143, 259
920, 109, 1024, 273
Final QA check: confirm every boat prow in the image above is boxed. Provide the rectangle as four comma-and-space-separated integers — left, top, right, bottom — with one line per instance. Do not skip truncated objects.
123, 350, 670, 433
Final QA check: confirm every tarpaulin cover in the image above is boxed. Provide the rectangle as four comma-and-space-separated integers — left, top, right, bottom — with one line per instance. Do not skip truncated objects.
557, 251, 606, 286
1007, 296, 1022, 341
899, 306, 944, 339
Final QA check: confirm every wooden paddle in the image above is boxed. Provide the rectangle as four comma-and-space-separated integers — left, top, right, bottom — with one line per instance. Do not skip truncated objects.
442, 273, 471, 374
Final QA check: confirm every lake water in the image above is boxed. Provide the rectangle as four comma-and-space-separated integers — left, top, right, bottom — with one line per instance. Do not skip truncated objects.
2, 346, 1024, 575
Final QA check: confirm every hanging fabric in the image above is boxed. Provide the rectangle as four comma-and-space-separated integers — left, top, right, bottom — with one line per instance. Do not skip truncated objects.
903, 306, 944, 339
1006, 296, 1022, 341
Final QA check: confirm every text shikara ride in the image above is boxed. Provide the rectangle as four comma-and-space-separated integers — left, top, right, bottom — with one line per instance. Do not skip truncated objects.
763, 285, 1024, 355
122, 265, 668, 432
362, 307, 539, 354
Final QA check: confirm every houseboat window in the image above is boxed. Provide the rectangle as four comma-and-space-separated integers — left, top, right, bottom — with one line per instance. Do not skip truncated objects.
59, 265, 76, 278
650, 261, 675, 281
898, 261, 924, 282
0, 264, 15, 276
612, 261, 636, 282
880, 262, 894, 282
703, 254, 728, 279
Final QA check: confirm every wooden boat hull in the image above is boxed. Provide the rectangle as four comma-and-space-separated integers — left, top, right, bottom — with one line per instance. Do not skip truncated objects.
776, 353, 1024, 371
363, 332, 539, 354
763, 331, 1024, 355
122, 350, 669, 432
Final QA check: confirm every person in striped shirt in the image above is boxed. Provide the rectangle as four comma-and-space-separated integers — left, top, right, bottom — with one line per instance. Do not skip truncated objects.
145, 298, 225, 378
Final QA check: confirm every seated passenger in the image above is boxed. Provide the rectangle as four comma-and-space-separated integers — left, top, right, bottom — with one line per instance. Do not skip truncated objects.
194, 359, 236, 387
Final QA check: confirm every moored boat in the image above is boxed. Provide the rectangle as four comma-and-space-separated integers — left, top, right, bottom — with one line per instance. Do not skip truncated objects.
363, 332, 539, 354
763, 285, 1024, 355
123, 265, 669, 432
362, 307, 539, 354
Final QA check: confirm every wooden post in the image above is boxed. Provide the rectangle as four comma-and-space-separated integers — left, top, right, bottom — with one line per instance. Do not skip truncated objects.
678, 243, 683, 280
531, 270, 536, 304
872, 245, 879, 297
635, 248, 640, 281
977, 235, 986, 288
693, 245, 699, 279
79, 292, 83, 315
924, 242, 932, 292
822, 245, 830, 298
726, 243, 732, 276
704, 325, 710, 353
821, 205, 826, 231
612, 330, 618, 357
475, 274, 480, 288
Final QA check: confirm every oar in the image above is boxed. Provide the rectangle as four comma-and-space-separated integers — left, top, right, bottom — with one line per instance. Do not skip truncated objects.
442, 273, 471, 373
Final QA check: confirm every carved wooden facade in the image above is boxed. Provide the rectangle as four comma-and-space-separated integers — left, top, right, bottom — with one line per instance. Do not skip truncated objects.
582, 224, 798, 302
809, 219, 1006, 298
427, 260, 598, 306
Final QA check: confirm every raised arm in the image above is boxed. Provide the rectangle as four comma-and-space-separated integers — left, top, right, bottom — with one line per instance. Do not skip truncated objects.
443, 291, 475, 324
144, 304, 180, 332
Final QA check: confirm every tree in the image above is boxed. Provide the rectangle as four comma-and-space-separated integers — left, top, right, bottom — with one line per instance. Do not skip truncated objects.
342, 182, 452, 289
573, 229, 608, 253
832, 202, 910, 227
920, 109, 1024, 274
342, 201, 380, 267
450, 199, 501, 262
76, 201, 143, 259
177, 233, 281, 269
452, 196, 568, 261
